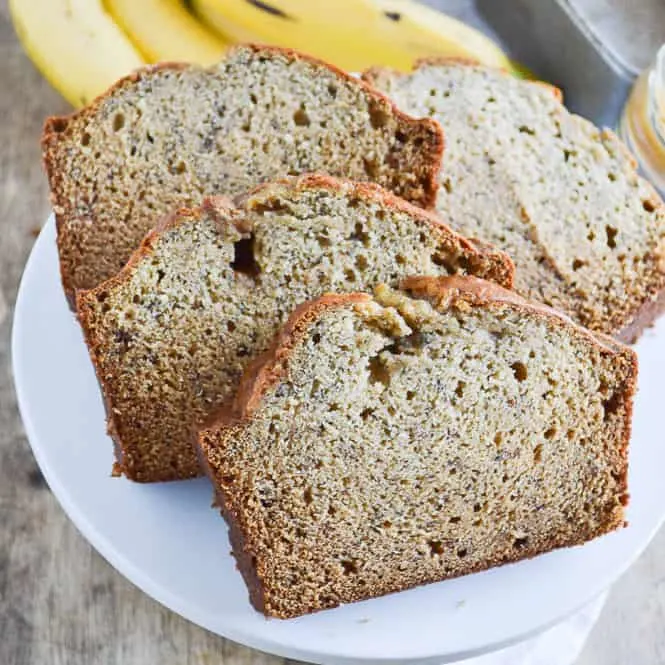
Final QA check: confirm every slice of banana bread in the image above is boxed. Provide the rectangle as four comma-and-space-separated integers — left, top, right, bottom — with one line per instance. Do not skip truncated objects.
364, 60, 665, 341
197, 275, 636, 619
43, 44, 444, 302
76, 175, 513, 482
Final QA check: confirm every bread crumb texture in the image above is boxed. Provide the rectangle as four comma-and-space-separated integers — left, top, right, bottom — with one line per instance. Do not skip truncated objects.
366, 61, 665, 337
44, 44, 443, 299
198, 275, 636, 618
76, 176, 512, 482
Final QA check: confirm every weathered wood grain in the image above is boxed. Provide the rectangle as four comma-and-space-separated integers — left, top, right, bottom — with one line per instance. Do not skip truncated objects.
1, 1, 664, 664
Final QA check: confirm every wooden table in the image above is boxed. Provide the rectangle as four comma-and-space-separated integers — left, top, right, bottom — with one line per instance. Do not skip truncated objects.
1, 2, 664, 663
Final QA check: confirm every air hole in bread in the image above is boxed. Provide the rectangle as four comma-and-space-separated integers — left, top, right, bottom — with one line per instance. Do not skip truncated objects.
428, 540, 444, 556
442, 178, 453, 193
533, 444, 544, 464
355, 255, 369, 271
513, 537, 529, 549
454, 381, 465, 398
432, 253, 454, 271
544, 427, 556, 440
360, 407, 374, 420
369, 103, 389, 129
81, 132, 91, 147
293, 107, 310, 127
231, 235, 260, 278
449, 516, 461, 524
457, 547, 468, 558
312, 332, 321, 345
519, 125, 535, 135
605, 225, 618, 249
603, 392, 621, 419
406, 390, 415, 401
395, 129, 407, 143
643, 199, 656, 212
341, 560, 358, 575
344, 268, 356, 282
363, 157, 380, 179
327, 83, 337, 98
511, 361, 528, 382
112, 113, 125, 132
349, 222, 369, 245
303, 486, 313, 504
572, 258, 585, 271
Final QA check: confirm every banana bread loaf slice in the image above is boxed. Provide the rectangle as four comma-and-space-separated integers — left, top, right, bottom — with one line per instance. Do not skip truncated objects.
76, 175, 513, 482
197, 275, 636, 619
364, 60, 665, 341
43, 44, 444, 303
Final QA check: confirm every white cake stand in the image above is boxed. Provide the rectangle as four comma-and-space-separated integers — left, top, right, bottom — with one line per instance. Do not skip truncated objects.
11, 217, 665, 665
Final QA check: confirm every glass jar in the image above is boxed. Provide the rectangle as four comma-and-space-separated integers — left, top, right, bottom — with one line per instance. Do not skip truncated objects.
619, 44, 665, 193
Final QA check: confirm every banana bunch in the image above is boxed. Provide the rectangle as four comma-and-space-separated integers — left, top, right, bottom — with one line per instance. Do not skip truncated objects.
8, 0, 228, 107
192, 0, 517, 73
10, 0, 519, 109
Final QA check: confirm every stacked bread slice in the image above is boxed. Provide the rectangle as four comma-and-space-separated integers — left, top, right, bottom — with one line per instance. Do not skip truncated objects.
76, 175, 512, 482
43, 45, 649, 619
365, 59, 665, 340
199, 276, 635, 618
43, 44, 443, 302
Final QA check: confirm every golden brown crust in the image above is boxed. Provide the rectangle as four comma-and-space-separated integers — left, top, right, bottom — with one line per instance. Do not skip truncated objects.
237, 173, 515, 289
401, 275, 635, 357
198, 275, 636, 618
617, 287, 665, 344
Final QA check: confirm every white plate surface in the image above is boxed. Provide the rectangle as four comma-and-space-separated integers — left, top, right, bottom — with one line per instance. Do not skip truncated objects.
12, 216, 665, 665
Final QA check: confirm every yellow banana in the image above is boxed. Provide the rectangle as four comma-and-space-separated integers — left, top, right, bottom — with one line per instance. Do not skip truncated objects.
104, 0, 229, 65
192, 0, 517, 74
374, 0, 514, 69
9, 0, 145, 108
